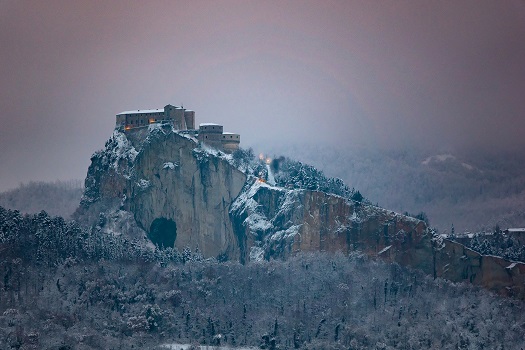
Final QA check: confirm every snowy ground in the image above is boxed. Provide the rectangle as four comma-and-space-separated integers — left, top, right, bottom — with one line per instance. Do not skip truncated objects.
265, 163, 276, 185
158, 344, 257, 350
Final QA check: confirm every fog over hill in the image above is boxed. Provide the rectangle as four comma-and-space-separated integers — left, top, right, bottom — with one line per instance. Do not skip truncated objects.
256, 142, 525, 234
1, 1, 525, 192
1, 1, 525, 348
0, 180, 83, 219
2, 144, 525, 235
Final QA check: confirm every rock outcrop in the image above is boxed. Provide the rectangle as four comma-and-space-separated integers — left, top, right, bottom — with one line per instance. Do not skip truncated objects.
76, 123, 525, 299
433, 239, 525, 298
229, 180, 427, 263
76, 124, 246, 259
231, 179, 525, 298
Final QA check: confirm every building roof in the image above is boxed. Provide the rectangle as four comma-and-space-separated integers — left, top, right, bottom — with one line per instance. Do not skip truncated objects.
199, 123, 222, 127
223, 132, 239, 135
506, 228, 525, 233
117, 109, 164, 115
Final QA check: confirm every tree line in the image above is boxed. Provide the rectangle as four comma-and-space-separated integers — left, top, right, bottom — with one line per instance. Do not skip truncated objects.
1, 206, 525, 349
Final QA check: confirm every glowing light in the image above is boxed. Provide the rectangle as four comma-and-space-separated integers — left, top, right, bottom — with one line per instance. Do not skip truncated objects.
259, 153, 264, 160
266, 158, 272, 164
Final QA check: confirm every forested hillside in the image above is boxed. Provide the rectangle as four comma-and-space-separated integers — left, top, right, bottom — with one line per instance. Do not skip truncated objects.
1, 206, 524, 349
0, 180, 83, 219
258, 143, 525, 233
450, 229, 525, 263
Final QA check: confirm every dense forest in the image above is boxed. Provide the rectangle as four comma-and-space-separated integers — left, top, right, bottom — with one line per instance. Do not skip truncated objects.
230, 147, 361, 202
450, 230, 525, 263
1, 206, 525, 349
2, 147, 525, 348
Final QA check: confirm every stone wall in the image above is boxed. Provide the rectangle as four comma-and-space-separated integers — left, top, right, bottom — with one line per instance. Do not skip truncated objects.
116, 105, 193, 131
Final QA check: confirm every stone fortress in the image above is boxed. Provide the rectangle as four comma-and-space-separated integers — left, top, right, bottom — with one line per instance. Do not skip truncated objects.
116, 104, 240, 153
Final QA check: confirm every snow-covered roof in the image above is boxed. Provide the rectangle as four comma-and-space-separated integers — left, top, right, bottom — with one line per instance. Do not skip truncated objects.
117, 109, 163, 115
199, 123, 222, 127
506, 228, 525, 233
184, 109, 194, 112
223, 132, 239, 135
378, 245, 392, 255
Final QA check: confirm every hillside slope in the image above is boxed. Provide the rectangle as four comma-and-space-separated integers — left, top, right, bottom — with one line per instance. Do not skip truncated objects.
1, 206, 525, 349
75, 124, 425, 263
0, 180, 83, 219
258, 143, 525, 233
74, 124, 525, 298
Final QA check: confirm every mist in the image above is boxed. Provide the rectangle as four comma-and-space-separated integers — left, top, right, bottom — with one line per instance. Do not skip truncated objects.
1, 0, 525, 191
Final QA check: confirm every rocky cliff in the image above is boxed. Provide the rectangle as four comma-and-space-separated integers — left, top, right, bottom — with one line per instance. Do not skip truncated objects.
231, 178, 525, 298
76, 123, 525, 299
76, 124, 246, 259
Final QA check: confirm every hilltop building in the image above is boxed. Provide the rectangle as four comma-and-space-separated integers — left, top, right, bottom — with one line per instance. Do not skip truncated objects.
116, 104, 195, 131
197, 123, 240, 153
115, 104, 240, 153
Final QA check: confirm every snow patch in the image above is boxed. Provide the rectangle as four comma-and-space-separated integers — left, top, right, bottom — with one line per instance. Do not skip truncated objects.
137, 179, 151, 189
378, 245, 392, 255
506, 262, 517, 270
461, 162, 474, 170
199, 122, 221, 126
249, 246, 264, 262
163, 162, 179, 170
270, 225, 301, 241
117, 108, 164, 115
422, 154, 455, 165
245, 211, 272, 232
160, 344, 257, 350
266, 163, 276, 186
507, 228, 525, 233
231, 180, 273, 233
148, 122, 165, 133
107, 130, 139, 172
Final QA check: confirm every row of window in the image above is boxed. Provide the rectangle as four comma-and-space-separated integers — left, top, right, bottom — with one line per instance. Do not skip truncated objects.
203, 135, 239, 140
128, 119, 158, 125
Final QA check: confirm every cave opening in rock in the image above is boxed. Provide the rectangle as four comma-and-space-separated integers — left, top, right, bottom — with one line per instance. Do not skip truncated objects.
149, 217, 177, 249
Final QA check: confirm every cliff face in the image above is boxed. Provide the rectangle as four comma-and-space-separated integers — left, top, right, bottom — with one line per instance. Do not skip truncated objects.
77, 124, 525, 299
76, 124, 246, 258
230, 179, 525, 299
432, 238, 525, 298
129, 128, 246, 259
230, 180, 430, 266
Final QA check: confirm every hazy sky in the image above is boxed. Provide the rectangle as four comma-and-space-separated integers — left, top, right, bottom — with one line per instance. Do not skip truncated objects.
1, 0, 524, 191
